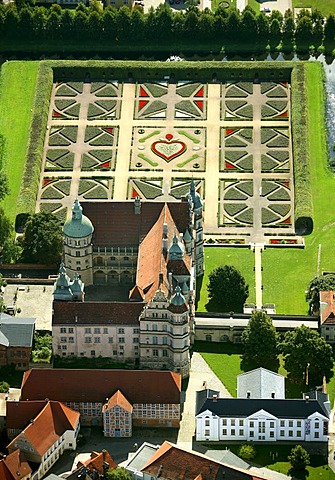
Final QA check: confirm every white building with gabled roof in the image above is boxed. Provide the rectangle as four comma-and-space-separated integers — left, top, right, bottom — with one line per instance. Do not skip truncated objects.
237, 368, 285, 399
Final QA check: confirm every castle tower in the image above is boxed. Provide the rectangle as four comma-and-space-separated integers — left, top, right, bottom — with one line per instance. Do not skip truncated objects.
167, 285, 190, 377
188, 180, 204, 277
53, 263, 73, 301
63, 199, 94, 286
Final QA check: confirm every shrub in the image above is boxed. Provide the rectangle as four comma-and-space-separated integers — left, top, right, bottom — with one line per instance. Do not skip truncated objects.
0, 381, 10, 393
238, 444, 256, 461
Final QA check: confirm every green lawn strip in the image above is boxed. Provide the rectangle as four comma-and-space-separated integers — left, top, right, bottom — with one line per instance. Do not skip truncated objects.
138, 130, 161, 143
137, 153, 158, 167
177, 154, 199, 168
0, 62, 39, 221
177, 130, 200, 143
263, 63, 335, 314
247, 0, 260, 12
292, 0, 335, 16
197, 247, 256, 312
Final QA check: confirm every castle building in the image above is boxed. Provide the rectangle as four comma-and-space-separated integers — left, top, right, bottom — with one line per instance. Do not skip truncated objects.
52, 183, 204, 378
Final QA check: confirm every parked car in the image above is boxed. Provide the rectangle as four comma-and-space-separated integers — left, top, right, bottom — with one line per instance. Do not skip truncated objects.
260, 6, 271, 12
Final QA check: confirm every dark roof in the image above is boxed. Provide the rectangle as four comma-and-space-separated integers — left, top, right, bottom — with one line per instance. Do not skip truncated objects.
81, 202, 189, 247
21, 369, 181, 405
52, 301, 145, 325
196, 398, 329, 419
196, 389, 220, 414
0, 314, 35, 347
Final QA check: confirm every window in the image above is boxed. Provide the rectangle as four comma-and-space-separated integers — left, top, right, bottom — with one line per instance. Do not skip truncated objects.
270, 431, 274, 438
153, 336, 158, 345
239, 420, 243, 426
153, 349, 159, 357
118, 328, 125, 334
222, 419, 227, 426
315, 422, 320, 429
163, 324, 167, 331
205, 419, 210, 426
249, 431, 254, 437
60, 337, 67, 343
94, 328, 101, 334
133, 338, 139, 343
108, 337, 113, 343
103, 328, 108, 334
85, 328, 91, 334
118, 337, 125, 343
249, 421, 254, 428
288, 420, 293, 428
314, 432, 319, 438
288, 430, 293, 437
91, 350, 95, 356
297, 421, 302, 427
297, 431, 302, 437
231, 429, 235, 436
68, 328, 74, 333
222, 429, 227, 435
239, 429, 244, 436
270, 421, 275, 428
133, 328, 140, 334
205, 429, 210, 436
280, 420, 285, 427
69, 337, 74, 343
62, 345, 67, 350
85, 337, 92, 343
60, 328, 66, 333
94, 337, 100, 343
163, 337, 167, 345
280, 430, 285, 437
162, 350, 168, 357
124, 256, 129, 261
206, 335, 212, 342
119, 345, 124, 350
231, 420, 235, 426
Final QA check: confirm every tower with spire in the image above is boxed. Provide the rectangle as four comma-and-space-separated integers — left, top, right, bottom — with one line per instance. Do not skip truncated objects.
63, 199, 94, 285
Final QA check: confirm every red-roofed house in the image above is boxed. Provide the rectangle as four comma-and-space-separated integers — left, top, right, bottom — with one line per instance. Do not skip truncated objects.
320, 291, 335, 342
67, 450, 116, 479
7, 401, 80, 479
19, 368, 181, 436
53, 188, 204, 378
0, 450, 32, 480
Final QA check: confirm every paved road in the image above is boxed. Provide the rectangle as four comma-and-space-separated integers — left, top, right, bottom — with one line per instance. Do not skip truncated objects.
177, 352, 231, 450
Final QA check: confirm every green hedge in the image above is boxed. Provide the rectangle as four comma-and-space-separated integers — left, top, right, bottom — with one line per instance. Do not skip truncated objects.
291, 62, 314, 235
0, 134, 5, 170
17, 63, 52, 214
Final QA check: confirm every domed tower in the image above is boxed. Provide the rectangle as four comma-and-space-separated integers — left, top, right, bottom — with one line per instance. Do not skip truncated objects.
169, 234, 184, 261
53, 263, 73, 302
188, 180, 204, 277
63, 199, 94, 286
168, 285, 190, 377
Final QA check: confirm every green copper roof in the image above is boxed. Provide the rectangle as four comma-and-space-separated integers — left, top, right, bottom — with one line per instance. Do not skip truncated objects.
63, 199, 94, 238
170, 285, 186, 306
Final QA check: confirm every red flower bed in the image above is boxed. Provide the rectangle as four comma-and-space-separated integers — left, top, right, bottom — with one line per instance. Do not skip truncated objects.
195, 100, 203, 111
139, 100, 149, 111
195, 87, 204, 97
139, 87, 149, 97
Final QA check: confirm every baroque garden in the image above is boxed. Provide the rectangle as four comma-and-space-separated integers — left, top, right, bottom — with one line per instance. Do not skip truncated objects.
0, 59, 330, 314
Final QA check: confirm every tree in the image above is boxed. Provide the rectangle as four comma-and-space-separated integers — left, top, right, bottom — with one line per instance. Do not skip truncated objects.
306, 274, 335, 314
295, 15, 313, 52
279, 325, 334, 385
105, 467, 132, 480
21, 212, 62, 264
0, 381, 10, 393
207, 265, 249, 312
288, 445, 310, 471
0, 207, 13, 248
0, 171, 9, 202
238, 444, 256, 461
241, 310, 278, 369
324, 15, 335, 44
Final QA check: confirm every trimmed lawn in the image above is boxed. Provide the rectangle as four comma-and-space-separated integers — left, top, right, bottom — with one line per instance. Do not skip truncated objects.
263, 62, 334, 314
211, 0, 236, 12
247, 0, 260, 12
197, 247, 256, 312
292, 0, 335, 16
0, 62, 39, 222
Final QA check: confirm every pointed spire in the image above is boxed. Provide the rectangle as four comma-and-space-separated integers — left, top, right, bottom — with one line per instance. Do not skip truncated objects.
72, 199, 83, 220
170, 285, 186, 306
169, 233, 184, 260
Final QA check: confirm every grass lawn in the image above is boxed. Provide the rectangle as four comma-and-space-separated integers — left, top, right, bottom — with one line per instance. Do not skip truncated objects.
197, 247, 255, 312
247, 0, 260, 12
0, 62, 39, 222
263, 62, 335, 314
211, 0, 236, 12
292, 0, 335, 16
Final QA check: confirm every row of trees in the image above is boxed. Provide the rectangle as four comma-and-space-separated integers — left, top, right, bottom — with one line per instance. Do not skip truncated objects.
0, 2, 335, 53
242, 310, 334, 386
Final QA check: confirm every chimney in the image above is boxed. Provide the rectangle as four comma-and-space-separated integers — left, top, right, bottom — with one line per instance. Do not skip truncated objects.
305, 395, 310, 403
134, 196, 141, 215
213, 395, 218, 402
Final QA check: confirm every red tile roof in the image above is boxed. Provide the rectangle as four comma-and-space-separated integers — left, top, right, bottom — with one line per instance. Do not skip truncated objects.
320, 291, 335, 324
103, 389, 133, 413
0, 450, 32, 480
21, 369, 181, 405
142, 442, 268, 480
70, 450, 117, 478
53, 301, 145, 325
81, 202, 190, 247
7, 401, 79, 457
6, 400, 49, 431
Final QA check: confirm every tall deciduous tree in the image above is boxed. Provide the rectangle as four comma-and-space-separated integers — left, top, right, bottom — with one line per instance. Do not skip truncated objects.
0, 206, 12, 248
241, 310, 278, 369
105, 467, 132, 480
21, 212, 62, 264
207, 265, 249, 312
288, 445, 310, 471
0, 171, 9, 202
306, 274, 335, 314
279, 325, 334, 385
